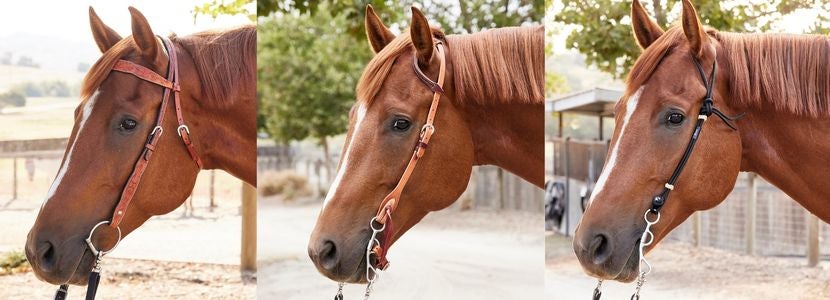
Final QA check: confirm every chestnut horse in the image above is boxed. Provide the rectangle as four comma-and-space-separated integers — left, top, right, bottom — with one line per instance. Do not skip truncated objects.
308, 6, 544, 284
575, 0, 830, 282
25, 7, 255, 285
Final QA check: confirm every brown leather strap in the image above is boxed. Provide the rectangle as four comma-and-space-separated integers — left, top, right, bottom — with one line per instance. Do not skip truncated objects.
108, 36, 202, 228
374, 41, 446, 224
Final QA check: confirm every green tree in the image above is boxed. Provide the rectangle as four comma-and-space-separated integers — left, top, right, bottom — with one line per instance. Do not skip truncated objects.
258, 1, 544, 175
0, 91, 26, 108
556, 0, 830, 78
193, 0, 256, 21
258, 5, 372, 176
258, 0, 543, 37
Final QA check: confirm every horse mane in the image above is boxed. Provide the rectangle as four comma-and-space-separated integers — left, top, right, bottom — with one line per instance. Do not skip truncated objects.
356, 25, 544, 106
717, 31, 830, 117
81, 38, 134, 100
626, 26, 830, 117
175, 25, 256, 107
81, 25, 256, 108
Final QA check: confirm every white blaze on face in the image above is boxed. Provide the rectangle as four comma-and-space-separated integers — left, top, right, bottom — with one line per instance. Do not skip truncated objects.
321, 104, 367, 211
588, 86, 645, 205
42, 90, 99, 208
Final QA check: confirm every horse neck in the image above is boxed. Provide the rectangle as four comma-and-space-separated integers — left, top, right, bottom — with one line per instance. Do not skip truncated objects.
738, 105, 830, 222
460, 102, 544, 187
185, 83, 256, 186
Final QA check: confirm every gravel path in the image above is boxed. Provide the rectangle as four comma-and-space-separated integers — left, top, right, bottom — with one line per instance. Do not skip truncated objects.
0, 258, 254, 299
0, 171, 252, 299
546, 234, 830, 299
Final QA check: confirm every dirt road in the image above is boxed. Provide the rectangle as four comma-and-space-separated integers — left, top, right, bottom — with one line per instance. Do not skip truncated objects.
0, 258, 254, 299
546, 234, 830, 299
0, 173, 252, 299
258, 198, 544, 300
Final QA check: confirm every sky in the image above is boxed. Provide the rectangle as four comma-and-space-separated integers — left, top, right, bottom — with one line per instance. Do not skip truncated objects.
0, 1, 252, 40
0, 1, 253, 71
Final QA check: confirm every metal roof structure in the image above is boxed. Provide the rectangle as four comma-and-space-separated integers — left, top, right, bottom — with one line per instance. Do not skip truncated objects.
548, 87, 622, 117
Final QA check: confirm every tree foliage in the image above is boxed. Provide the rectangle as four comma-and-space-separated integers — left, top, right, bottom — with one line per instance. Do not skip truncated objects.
193, 0, 256, 21
0, 91, 25, 108
258, 6, 371, 144
258, 0, 544, 145
258, 0, 543, 37
556, 0, 830, 78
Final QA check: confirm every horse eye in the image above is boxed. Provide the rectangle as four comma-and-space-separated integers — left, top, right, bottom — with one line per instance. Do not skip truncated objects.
392, 119, 411, 131
666, 112, 685, 125
120, 118, 137, 131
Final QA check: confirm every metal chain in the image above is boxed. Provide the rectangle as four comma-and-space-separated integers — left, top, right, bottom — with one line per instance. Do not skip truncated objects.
365, 216, 386, 284
631, 210, 660, 300
334, 214, 388, 300
363, 281, 375, 300
334, 283, 344, 300
592, 279, 603, 300
92, 252, 103, 273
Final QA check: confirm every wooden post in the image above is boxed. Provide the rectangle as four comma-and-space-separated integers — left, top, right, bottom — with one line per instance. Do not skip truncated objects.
557, 112, 564, 138
563, 137, 571, 236
209, 170, 216, 211
692, 211, 701, 247
12, 157, 18, 200
746, 173, 757, 256
241, 182, 257, 272
497, 168, 505, 209
807, 212, 820, 267
598, 116, 604, 141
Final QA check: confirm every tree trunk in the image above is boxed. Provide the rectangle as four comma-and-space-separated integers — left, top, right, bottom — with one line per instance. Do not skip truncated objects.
321, 136, 333, 183
653, 0, 667, 26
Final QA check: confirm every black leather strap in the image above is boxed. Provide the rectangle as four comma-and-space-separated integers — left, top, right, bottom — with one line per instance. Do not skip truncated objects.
650, 54, 743, 212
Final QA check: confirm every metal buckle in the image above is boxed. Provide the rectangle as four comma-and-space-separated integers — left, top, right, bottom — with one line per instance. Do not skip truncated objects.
177, 124, 190, 137
419, 124, 435, 138
85, 221, 122, 257
150, 125, 164, 136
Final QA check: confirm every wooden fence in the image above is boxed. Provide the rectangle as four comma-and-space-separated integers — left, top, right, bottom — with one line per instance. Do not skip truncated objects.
258, 144, 542, 212
0, 138, 256, 271
551, 137, 829, 264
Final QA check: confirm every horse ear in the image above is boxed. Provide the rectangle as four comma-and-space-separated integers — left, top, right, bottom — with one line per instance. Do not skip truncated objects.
630, 0, 664, 49
89, 7, 122, 53
681, 0, 709, 57
410, 6, 434, 68
128, 7, 160, 62
365, 5, 396, 54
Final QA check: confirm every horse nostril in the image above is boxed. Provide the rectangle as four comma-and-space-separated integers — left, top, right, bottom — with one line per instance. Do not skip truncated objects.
318, 239, 338, 270
589, 233, 611, 265
38, 241, 57, 271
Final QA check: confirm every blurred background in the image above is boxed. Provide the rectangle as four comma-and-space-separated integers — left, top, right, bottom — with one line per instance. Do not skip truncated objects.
256, 0, 545, 299
547, 0, 830, 299
0, 0, 255, 298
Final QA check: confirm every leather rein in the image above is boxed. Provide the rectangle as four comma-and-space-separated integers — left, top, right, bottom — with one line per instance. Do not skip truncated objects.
334, 40, 447, 300
593, 54, 743, 300
54, 36, 202, 300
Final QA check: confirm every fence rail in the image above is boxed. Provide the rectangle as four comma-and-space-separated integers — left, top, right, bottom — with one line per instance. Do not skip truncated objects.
258, 144, 541, 212
551, 138, 829, 263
